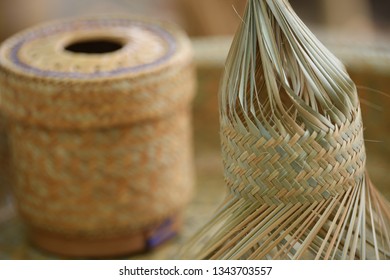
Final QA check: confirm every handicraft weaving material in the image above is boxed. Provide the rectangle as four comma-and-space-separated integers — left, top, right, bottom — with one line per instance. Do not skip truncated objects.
0, 16, 195, 257
0, 114, 12, 222
180, 0, 390, 260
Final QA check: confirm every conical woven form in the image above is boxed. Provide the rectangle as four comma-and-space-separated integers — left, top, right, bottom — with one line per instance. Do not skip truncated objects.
0, 16, 195, 256
180, 0, 390, 260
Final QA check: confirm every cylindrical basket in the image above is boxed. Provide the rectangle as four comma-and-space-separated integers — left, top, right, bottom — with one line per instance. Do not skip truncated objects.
0, 16, 196, 257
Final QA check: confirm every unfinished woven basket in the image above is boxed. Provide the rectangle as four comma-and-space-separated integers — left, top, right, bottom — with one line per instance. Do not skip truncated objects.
0, 16, 196, 257
180, 0, 390, 260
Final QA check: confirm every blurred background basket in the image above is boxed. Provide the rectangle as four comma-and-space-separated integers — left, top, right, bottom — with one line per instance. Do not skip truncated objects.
0, 16, 195, 257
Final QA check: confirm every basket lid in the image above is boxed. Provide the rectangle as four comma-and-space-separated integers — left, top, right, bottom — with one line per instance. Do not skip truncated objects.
0, 16, 195, 129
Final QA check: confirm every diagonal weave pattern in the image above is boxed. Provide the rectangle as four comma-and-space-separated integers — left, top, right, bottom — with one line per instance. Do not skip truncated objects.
222, 108, 366, 204
180, 0, 390, 260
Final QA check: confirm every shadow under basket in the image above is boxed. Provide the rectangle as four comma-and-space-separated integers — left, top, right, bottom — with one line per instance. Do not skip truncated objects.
0, 16, 196, 257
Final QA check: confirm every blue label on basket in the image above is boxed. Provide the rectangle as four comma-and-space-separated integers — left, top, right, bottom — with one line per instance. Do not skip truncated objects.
146, 218, 177, 249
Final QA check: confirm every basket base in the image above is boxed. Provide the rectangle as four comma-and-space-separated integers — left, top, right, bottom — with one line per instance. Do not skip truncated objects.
28, 216, 181, 258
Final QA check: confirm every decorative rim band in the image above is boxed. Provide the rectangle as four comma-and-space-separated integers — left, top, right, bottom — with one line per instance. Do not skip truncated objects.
8, 18, 177, 79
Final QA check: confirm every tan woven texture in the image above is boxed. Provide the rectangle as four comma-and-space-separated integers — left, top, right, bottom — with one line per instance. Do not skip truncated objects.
0, 16, 196, 238
0, 113, 11, 215
180, 0, 390, 260
222, 110, 366, 204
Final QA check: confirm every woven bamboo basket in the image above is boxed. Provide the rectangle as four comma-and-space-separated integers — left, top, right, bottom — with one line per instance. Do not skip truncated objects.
181, 0, 390, 260
0, 16, 196, 257
192, 35, 390, 200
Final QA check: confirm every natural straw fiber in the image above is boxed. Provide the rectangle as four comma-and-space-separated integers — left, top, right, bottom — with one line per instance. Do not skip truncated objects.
0, 16, 195, 257
0, 113, 12, 223
180, 0, 390, 260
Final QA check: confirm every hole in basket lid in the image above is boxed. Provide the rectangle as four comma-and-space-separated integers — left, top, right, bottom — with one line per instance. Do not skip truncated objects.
64, 38, 124, 54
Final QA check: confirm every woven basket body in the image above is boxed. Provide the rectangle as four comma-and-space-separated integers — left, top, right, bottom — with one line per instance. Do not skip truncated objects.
0, 114, 11, 215
330, 40, 390, 199
0, 17, 195, 256
180, 0, 390, 260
